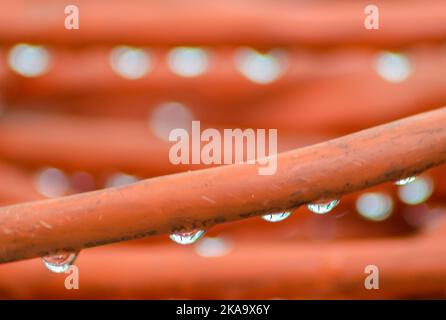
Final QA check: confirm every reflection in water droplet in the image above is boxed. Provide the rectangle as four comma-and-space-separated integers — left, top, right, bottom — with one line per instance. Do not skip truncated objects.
42, 251, 78, 273
261, 211, 291, 222
170, 230, 205, 245
307, 199, 340, 214
394, 176, 416, 186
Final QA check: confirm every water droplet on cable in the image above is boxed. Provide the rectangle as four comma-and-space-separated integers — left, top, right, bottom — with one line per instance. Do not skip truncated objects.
105, 172, 138, 188
234, 47, 285, 84
170, 230, 205, 245
110, 46, 151, 79
394, 176, 416, 186
149, 101, 193, 140
261, 211, 291, 222
35, 167, 70, 198
356, 192, 393, 221
398, 176, 434, 205
307, 199, 340, 214
8, 43, 50, 77
375, 52, 412, 83
70, 171, 96, 193
42, 251, 78, 273
167, 47, 209, 77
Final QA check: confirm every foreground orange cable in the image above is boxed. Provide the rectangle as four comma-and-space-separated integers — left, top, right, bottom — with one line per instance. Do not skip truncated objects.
0, 107, 445, 263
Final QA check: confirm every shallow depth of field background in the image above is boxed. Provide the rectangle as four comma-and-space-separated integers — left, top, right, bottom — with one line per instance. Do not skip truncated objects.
0, 0, 445, 299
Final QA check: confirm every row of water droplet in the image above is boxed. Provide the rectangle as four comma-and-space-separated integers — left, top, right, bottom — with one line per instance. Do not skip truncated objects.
8, 44, 413, 85
261, 199, 340, 223
42, 176, 416, 273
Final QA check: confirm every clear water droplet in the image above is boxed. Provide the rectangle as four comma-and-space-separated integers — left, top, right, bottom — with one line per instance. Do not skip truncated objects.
8, 43, 50, 77
397, 176, 433, 205
234, 47, 285, 84
307, 199, 340, 214
167, 47, 209, 77
394, 176, 416, 186
261, 211, 291, 222
356, 192, 393, 221
42, 251, 78, 273
170, 230, 205, 245
375, 52, 412, 83
105, 172, 138, 188
109, 46, 151, 79
149, 101, 193, 141
35, 167, 69, 198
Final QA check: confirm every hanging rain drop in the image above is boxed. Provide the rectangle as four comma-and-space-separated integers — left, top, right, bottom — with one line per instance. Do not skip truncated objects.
42, 251, 78, 273
170, 229, 205, 245
261, 211, 291, 222
307, 199, 340, 214
394, 176, 416, 186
